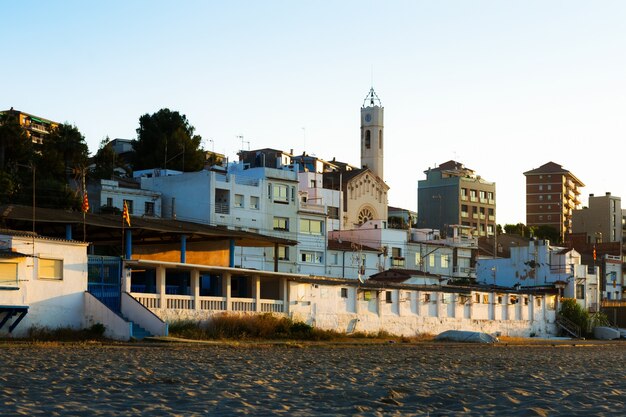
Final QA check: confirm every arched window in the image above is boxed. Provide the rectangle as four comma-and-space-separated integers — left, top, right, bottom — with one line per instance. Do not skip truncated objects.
379, 130, 383, 149
365, 130, 371, 149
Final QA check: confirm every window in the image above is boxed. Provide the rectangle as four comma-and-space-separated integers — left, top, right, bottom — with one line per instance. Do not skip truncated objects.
106, 197, 113, 207
144, 202, 155, 216
429, 255, 435, 267
273, 184, 288, 203
327, 206, 339, 220
277, 246, 289, 261
440, 254, 449, 268
470, 190, 477, 202
536, 297, 542, 307
273, 217, 289, 231
538, 185, 543, 191
576, 284, 585, 300
340, 288, 348, 298
331, 253, 339, 265
424, 293, 431, 303
0, 262, 18, 285
483, 294, 489, 304
524, 297, 529, 305
301, 251, 323, 264
385, 291, 392, 303
539, 195, 543, 201
461, 188, 467, 199
547, 185, 552, 190
310, 179, 316, 188
39, 258, 63, 280
123, 199, 134, 214
379, 130, 382, 149
300, 219, 323, 235
474, 293, 480, 303
234, 194, 244, 208
415, 253, 422, 268
365, 130, 371, 149
547, 195, 552, 200
250, 196, 259, 209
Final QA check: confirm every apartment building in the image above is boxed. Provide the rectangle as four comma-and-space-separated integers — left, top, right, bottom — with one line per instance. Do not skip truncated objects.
417, 161, 496, 237
0, 108, 58, 144
572, 192, 622, 244
524, 162, 584, 242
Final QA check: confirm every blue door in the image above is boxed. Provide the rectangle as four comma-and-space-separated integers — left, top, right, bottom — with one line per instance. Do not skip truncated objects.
88, 256, 122, 313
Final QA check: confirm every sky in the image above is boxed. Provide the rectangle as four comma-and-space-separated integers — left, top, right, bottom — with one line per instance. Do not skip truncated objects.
3, 1, 626, 226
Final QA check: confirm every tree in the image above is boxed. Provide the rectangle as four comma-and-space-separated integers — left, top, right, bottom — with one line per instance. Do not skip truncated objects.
91, 136, 128, 180
0, 112, 34, 205
132, 109, 205, 172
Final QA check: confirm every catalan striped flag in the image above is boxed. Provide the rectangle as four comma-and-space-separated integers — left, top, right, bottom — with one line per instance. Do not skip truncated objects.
81, 192, 89, 213
122, 201, 131, 227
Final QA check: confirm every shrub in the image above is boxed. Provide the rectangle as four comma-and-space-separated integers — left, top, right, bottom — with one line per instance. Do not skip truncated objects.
559, 298, 589, 335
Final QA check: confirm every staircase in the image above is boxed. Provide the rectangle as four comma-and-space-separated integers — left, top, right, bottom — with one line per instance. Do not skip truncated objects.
129, 319, 153, 340
556, 315, 581, 338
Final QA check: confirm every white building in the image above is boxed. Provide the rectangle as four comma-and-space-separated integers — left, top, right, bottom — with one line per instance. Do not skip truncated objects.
88, 179, 162, 217
0, 232, 89, 337
476, 239, 600, 311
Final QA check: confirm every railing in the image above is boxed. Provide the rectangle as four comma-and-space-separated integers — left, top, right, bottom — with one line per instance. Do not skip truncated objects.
234, 176, 259, 186
601, 300, 626, 308
556, 314, 581, 338
200, 297, 227, 311
132, 293, 160, 309
215, 202, 229, 214
300, 202, 326, 214
166, 295, 194, 310
261, 300, 284, 313
232, 298, 256, 312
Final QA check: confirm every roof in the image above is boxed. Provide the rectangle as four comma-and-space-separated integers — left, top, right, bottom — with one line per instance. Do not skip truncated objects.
523, 162, 585, 186
322, 168, 389, 191
369, 268, 440, 283
0, 204, 297, 248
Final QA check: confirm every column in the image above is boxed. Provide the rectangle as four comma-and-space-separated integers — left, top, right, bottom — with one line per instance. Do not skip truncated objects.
253, 274, 261, 312
229, 239, 235, 268
280, 277, 289, 315
353, 287, 360, 315
416, 291, 422, 316
191, 269, 200, 311
223, 272, 232, 311
156, 266, 166, 309
125, 229, 132, 260
180, 235, 187, 263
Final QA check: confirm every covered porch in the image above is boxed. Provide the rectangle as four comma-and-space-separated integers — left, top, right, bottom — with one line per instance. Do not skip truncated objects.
124, 259, 289, 316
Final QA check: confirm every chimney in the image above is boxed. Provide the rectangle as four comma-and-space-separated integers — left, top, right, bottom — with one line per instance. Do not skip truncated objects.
606, 192, 611, 196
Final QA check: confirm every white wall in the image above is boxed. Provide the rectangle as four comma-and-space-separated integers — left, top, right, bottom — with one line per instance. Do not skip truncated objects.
0, 235, 88, 337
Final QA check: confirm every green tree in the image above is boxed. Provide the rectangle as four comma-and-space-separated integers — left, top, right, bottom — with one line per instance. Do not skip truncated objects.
559, 298, 589, 336
91, 136, 127, 180
533, 225, 560, 243
132, 108, 205, 172
0, 112, 35, 204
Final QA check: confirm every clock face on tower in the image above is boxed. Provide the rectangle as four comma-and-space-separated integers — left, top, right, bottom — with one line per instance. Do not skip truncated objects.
364, 113, 372, 123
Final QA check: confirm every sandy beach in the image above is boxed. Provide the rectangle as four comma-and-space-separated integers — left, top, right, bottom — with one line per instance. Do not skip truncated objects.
1, 341, 625, 416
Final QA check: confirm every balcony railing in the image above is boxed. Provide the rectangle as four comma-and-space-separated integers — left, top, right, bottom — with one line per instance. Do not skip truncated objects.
130, 293, 285, 313
300, 201, 326, 214
215, 202, 229, 214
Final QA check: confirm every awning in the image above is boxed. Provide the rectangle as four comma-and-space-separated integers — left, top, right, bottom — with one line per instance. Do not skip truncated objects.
0, 306, 28, 333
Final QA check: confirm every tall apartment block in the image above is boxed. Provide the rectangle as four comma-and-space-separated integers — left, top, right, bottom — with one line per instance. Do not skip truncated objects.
417, 161, 496, 237
0, 108, 58, 144
524, 161, 584, 242
572, 192, 622, 244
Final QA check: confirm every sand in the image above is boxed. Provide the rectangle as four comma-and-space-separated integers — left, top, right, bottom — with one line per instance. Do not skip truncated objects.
0, 341, 625, 416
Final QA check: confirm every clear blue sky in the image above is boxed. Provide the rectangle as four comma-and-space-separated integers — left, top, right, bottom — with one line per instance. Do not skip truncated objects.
4, 1, 626, 225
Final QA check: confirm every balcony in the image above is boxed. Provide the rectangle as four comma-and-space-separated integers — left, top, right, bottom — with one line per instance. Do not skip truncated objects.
215, 202, 229, 214
299, 201, 326, 215
470, 197, 478, 202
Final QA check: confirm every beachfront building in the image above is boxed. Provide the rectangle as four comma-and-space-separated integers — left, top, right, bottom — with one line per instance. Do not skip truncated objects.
139, 161, 326, 274
123, 257, 559, 338
0, 231, 88, 337
417, 161, 496, 238
524, 162, 584, 243
476, 239, 600, 312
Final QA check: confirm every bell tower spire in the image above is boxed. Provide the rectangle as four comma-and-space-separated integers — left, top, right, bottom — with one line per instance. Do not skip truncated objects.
360, 87, 384, 180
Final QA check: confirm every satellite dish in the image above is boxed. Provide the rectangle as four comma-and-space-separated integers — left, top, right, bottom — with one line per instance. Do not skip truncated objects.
358, 274, 365, 284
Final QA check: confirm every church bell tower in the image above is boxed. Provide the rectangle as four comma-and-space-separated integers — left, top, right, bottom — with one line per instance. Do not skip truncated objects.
360, 87, 384, 180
